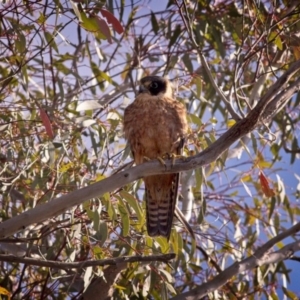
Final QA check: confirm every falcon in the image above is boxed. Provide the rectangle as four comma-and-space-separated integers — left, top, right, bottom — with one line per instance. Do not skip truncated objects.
123, 76, 188, 238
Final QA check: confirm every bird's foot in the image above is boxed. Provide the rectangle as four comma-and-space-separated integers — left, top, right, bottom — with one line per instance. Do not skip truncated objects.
162, 153, 186, 167
143, 154, 185, 169
143, 156, 167, 169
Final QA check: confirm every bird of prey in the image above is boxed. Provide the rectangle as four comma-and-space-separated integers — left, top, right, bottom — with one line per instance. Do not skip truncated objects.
123, 76, 188, 238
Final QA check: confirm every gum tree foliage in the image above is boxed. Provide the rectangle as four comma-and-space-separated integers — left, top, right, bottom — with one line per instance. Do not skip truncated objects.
0, 0, 300, 299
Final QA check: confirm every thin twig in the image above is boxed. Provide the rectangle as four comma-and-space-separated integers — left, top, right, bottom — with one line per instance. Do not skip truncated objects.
175, 0, 241, 121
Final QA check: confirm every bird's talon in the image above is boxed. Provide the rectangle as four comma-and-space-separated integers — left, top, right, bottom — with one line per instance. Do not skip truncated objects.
157, 156, 167, 168
162, 153, 186, 167
172, 155, 176, 167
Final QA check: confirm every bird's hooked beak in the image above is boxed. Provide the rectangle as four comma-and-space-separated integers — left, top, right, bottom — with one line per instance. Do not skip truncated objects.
138, 84, 148, 94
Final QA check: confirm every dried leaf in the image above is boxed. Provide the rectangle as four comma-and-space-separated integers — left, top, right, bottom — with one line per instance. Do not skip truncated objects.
259, 172, 275, 197
0, 286, 11, 299
95, 17, 112, 44
100, 8, 124, 34
39, 108, 54, 139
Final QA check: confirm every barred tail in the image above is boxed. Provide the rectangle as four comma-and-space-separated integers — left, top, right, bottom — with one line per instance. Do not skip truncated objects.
145, 173, 179, 239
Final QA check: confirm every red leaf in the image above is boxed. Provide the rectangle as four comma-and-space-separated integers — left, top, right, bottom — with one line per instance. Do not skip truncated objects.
39, 108, 54, 139
99, 9, 124, 34
96, 17, 112, 43
259, 172, 275, 197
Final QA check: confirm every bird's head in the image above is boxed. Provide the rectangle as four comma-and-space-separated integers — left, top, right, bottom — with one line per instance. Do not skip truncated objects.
138, 76, 173, 97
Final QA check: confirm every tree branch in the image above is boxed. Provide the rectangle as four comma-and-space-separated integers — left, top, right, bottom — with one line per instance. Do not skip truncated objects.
0, 60, 299, 240
0, 253, 176, 270
171, 222, 300, 300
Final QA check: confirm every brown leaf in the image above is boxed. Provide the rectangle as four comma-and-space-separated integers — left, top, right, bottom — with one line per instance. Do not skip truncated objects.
292, 46, 300, 60
96, 17, 112, 44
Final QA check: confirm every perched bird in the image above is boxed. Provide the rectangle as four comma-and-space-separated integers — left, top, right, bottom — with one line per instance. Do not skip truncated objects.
123, 76, 188, 238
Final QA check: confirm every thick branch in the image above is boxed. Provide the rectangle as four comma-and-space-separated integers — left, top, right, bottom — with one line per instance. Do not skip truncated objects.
0, 60, 299, 239
171, 222, 300, 300
0, 253, 176, 270
262, 241, 300, 265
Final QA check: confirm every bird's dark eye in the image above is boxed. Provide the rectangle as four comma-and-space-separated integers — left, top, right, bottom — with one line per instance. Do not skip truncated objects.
150, 82, 159, 89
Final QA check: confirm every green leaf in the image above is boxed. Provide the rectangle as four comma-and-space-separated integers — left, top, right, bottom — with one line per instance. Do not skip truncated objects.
211, 26, 225, 58
182, 53, 193, 73
170, 230, 178, 255
274, 213, 280, 234
251, 132, 258, 155
291, 137, 298, 164
293, 90, 300, 108
15, 32, 26, 53
44, 31, 59, 53
155, 236, 169, 253
282, 287, 298, 300
268, 196, 276, 220
197, 197, 206, 225
275, 35, 283, 50
194, 166, 204, 191
118, 197, 130, 237
188, 113, 202, 126
270, 291, 280, 300
37, 12, 47, 25
21, 65, 28, 88
168, 24, 181, 48
268, 32, 283, 50
93, 208, 100, 231
164, 281, 176, 295
151, 12, 159, 34
93, 245, 105, 259
102, 192, 116, 221
89, 129, 99, 158
83, 201, 94, 220
98, 221, 108, 246
284, 196, 294, 224
159, 269, 173, 283
120, 191, 144, 225
90, 62, 112, 88
194, 75, 202, 99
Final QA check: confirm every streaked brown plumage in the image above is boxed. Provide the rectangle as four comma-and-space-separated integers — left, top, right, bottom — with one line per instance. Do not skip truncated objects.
123, 76, 188, 238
